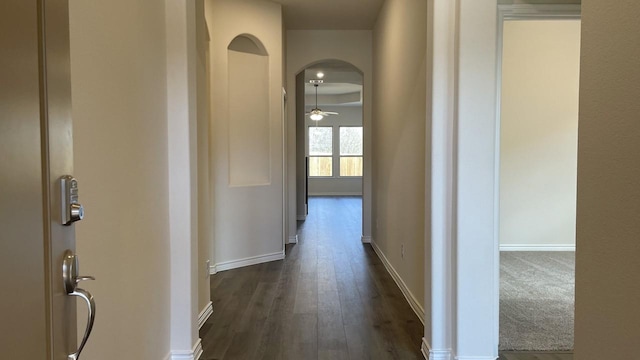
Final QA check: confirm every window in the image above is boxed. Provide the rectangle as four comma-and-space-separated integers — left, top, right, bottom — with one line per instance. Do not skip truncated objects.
308, 126, 363, 178
308, 127, 333, 176
339, 126, 363, 176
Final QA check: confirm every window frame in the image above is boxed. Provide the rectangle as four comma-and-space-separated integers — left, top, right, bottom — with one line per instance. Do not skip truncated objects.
338, 125, 363, 177
307, 125, 363, 178
308, 126, 334, 178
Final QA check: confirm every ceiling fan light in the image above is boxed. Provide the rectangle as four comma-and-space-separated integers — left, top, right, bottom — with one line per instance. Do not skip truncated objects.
310, 113, 324, 121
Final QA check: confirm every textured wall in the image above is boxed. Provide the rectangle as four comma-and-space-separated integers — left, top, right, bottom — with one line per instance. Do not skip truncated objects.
286, 30, 373, 236
206, 0, 284, 264
499, 20, 581, 248
574, 1, 640, 358
196, 0, 212, 320
372, 0, 427, 316
70, 0, 171, 358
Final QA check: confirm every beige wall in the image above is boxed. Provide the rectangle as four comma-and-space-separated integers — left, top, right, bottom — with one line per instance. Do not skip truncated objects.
227, 50, 271, 185
196, 0, 212, 316
499, 20, 580, 248
206, 0, 284, 265
286, 30, 373, 237
575, 1, 640, 358
69, 0, 171, 358
372, 0, 427, 315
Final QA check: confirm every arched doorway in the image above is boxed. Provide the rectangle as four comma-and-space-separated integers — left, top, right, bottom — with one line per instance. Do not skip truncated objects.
290, 59, 371, 245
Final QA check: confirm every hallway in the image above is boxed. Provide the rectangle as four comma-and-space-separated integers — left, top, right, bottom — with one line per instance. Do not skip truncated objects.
200, 197, 424, 359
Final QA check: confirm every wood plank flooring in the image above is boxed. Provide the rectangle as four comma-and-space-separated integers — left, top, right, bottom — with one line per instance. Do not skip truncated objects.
199, 196, 574, 360
200, 196, 424, 360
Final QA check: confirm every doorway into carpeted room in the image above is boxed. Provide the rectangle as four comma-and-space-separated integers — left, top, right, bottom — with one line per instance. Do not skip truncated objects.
497, 15, 580, 353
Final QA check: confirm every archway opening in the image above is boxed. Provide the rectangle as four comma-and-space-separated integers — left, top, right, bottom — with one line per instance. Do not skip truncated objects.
294, 60, 366, 237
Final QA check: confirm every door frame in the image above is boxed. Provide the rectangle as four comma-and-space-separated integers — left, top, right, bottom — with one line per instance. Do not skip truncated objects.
494, 1, 581, 352
291, 59, 371, 244
283, 86, 288, 252
166, 0, 202, 357
427, 2, 582, 359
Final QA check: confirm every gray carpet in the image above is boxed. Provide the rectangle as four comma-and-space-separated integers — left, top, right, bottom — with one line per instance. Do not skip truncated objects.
500, 252, 575, 351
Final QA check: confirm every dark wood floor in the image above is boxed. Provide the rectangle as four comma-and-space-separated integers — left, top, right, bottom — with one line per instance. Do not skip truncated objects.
200, 196, 424, 359
199, 196, 574, 360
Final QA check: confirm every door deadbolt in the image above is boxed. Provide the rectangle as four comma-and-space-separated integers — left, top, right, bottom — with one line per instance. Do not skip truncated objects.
60, 175, 84, 225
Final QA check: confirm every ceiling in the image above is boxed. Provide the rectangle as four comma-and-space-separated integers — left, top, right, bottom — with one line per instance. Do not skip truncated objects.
272, 0, 385, 30
305, 82, 361, 96
262, 1, 380, 102
305, 82, 362, 107
304, 72, 362, 107
302, 59, 363, 108
304, 60, 362, 86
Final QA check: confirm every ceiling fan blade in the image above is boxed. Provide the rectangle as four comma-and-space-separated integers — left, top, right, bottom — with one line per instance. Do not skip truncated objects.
322, 112, 339, 115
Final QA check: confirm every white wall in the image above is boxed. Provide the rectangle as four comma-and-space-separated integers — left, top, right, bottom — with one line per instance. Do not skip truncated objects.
372, 0, 427, 327
456, 0, 499, 358
499, 20, 581, 249
227, 49, 271, 186
166, 0, 201, 354
196, 0, 212, 318
306, 106, 363, 196
206, 0, 284, 267
574, 1, 640, 358
69, 1, 171, 358
286, 30, 373, 238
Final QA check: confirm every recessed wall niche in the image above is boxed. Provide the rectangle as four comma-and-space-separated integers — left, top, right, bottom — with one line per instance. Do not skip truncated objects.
227, 34, 270, 186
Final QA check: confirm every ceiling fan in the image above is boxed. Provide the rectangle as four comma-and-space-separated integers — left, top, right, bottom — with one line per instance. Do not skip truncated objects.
306, 81, 338, 121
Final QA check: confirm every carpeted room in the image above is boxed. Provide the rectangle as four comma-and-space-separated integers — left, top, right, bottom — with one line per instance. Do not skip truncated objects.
497, 18, 581, 352
499, 252, 575, 351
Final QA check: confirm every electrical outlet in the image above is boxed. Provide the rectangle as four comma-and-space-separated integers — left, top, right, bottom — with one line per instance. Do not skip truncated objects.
401, 244, 405, 259
205, 260, 210, 278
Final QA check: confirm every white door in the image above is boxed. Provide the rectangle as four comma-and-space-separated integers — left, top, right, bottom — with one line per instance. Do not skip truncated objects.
1, 1, 94, 359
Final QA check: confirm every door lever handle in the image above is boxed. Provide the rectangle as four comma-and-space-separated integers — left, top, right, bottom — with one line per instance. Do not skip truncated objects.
68, 287, 95, 360
75, 276, 95, 283
62, 250, 96, 360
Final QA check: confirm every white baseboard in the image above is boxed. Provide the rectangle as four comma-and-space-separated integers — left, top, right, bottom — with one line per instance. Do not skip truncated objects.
308, 192, 363, 196
171, 339, 203, 360
288, 234, 298, 244
421, 338, 430, 359
370, 240, 425, 325
297, 214, 306, 221
426, 345, 453, 360
215, 251, 285, 272
209, 264, 217, 275
198, 301, 213, 329
361, 235, 372, 243
424, 338, 491, 360
193, 340, 202, 360
500, 244, 575, 251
